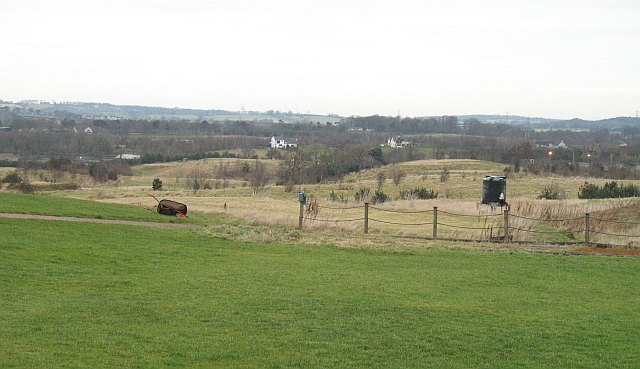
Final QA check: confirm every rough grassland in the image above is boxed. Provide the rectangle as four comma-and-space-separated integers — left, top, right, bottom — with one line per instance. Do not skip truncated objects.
1, 218, 638, 368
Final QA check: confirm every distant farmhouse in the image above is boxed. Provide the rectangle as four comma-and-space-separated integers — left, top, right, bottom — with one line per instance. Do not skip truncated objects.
0, 153, 19, 162
114, 154, 141, 160
538, 140, 568, 149
387, 136, 411, 148
270, 136, 298, 149
73, 127, 93, 134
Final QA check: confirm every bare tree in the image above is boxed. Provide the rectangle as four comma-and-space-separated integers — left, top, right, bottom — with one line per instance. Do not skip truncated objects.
216, 160, 227, 179
250, 159, 269, 194
186, 166, 204, 194
376, 171, 386, 190
392, 169, 405, 186
440, 167, 450, 182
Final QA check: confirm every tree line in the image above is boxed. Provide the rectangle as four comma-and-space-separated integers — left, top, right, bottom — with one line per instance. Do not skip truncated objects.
3, 114, 640, 182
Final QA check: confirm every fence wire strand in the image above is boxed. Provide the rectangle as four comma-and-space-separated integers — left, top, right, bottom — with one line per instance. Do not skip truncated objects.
590, 217, 640, 226
438, 222, 490, 230
590, 230, 640, 238
510, 214, 584, 222
369, 206, 433, 214
304, 217, 364, 223
438, 210, 502, 218
511, 226, 570, 235
320, 205, 364, 210
369, 218, 432, 226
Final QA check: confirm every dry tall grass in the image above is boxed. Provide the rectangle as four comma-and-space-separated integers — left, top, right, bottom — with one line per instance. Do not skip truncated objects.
27, 158, 640, 248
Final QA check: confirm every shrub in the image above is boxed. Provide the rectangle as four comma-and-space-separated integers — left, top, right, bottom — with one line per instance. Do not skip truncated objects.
152, 178, 163, 191
16, 176, 35, 194
1, 171, 34, 193
578, 181, 640, 199
371, 189, 389, 204
537, 183, 566, 200
329, 190, 348, 203
89, 161, 130, 182
399, 187, 438, 200
2, 171, 22, 185
537, 186, 559, 200
354, 188, 371, 202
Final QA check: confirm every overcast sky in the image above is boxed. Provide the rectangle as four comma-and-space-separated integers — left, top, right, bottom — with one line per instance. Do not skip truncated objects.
2, 0, 639, 119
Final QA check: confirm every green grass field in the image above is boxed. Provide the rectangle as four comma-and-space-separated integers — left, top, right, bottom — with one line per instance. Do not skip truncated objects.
1, 216, 638, 368
0, 192, 211, 225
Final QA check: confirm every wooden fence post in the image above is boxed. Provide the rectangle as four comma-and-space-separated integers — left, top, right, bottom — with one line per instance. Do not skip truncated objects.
585, 213, 590, 244
298, 201, 304, 230
364, 202, 369, 234
503, 208, 510, 243
433, 206, 438, 239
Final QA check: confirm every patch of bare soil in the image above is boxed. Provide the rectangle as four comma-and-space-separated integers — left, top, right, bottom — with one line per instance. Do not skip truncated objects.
574, 246, 640, 257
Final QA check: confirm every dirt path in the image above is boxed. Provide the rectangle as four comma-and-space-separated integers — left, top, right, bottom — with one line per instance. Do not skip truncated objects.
0, 213, 201, 229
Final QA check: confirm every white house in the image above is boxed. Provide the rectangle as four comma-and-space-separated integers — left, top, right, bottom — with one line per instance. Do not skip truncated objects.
0, 153, 19, 162
387, 136, 411, 148
114, 154, 141, 160
84, 127, 93, 134
270, 136, 299, 149
545, 140, 568, 149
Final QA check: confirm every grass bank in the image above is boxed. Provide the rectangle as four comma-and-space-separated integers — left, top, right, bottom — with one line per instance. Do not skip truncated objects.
0, 192, 209, 225
1, 218, 638, 368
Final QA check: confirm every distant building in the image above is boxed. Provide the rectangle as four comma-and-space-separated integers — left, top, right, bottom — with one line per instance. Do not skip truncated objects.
84, 127, 93, 134
0, 153, 19, 162
270, 136, 298, 149
387, 136, 411, 148
539, 140, 568, 149
114, 154, 141, 160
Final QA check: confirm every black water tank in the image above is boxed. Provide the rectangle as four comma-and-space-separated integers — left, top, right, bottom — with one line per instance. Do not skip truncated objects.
482, 176, 507, 205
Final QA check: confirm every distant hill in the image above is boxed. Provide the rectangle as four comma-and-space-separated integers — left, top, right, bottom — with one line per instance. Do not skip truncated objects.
458, 114, 640, 130
2, 99, 637, 129
457, 114, 557, 125
1, 100, 341, 124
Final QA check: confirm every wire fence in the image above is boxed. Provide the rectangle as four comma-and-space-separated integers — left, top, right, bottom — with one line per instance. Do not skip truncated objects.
298, 201, 640, 247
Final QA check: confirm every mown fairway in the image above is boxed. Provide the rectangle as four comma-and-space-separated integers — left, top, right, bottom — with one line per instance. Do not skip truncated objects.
1, 217, 638, 368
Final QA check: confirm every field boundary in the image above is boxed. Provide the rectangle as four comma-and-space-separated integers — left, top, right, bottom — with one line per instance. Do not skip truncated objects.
301, 202, 640, 248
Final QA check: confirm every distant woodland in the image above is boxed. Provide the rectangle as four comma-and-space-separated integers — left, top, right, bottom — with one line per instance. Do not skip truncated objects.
2, 102, 640, 184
